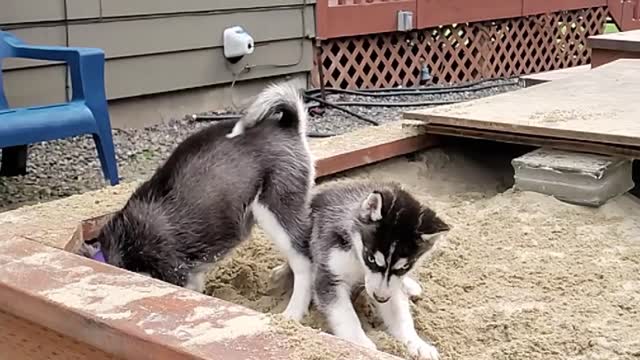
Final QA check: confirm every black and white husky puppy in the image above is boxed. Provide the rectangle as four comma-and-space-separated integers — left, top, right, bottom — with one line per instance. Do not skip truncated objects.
309, 180, 449, 359
81, 82, 314, 321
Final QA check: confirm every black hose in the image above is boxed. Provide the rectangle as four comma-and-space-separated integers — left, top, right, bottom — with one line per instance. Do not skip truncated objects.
302, 95, 380, 126
305, 77, 517, 96
190, 114, 338, 138
304, 80, 519, 98
190, 114, 241, 121
323, 99, 463, 107
307, 131, 337, 138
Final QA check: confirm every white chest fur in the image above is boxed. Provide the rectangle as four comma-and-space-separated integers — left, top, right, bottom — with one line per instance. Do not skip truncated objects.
327, 247, 364, 287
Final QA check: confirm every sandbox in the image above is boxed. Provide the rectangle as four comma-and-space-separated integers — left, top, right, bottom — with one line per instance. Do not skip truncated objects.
1, 123, 639, 359
207, 143, 640, 359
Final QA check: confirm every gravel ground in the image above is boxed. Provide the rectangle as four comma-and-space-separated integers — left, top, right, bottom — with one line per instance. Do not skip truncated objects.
0, 79, 521, 212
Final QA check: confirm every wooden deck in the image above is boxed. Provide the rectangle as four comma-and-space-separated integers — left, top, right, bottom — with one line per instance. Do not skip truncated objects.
588, 30, 640, 68
520, 65, 591, 87
404, 59, 640, 157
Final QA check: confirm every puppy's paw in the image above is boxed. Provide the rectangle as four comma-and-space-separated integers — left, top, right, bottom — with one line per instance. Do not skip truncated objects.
402, 277, 423, 298
406, 338, 440, 360
281, 307, 305, 322
348, 334, 376, 351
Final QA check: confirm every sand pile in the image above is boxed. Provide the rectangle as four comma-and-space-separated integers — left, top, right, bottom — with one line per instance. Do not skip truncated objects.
206, 146, 640, 360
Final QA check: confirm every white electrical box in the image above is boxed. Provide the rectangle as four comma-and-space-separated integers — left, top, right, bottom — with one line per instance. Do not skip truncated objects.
223, 26, 255, 62
397, 11, 414, 32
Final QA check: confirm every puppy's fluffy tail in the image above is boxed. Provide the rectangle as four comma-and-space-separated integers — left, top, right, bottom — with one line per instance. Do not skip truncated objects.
226, 82, 307, 139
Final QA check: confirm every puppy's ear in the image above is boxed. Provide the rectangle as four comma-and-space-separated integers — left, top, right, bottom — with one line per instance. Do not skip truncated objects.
359, 191, 383, 222
418, 208, 450, 250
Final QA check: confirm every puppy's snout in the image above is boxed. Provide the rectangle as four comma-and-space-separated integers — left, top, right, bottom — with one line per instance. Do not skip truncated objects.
373, 293, 390, 303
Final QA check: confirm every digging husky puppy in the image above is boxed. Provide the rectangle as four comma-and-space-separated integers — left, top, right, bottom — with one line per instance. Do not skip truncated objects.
272, 180, 448, 359
81, 82, 314, 321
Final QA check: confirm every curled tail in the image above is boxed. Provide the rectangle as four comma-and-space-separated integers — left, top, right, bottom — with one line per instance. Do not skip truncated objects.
226, 81, 307, 139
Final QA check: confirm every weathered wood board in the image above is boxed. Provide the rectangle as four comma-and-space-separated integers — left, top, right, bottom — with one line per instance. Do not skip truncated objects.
404, 59, 640, 151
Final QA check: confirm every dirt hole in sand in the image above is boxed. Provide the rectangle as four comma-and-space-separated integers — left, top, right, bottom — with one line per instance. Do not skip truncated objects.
76, 140, 640, 359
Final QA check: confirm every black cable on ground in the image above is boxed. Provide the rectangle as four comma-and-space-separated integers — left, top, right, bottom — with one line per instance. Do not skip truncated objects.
311, 77, 519, 94
304, 80, 519, 98
307, 77, 517, 97
190, 114, 242, 121
323, 99, 463, 107
306, 131, 337, 138
190, 114, 338, 138
302, 94, 380, 126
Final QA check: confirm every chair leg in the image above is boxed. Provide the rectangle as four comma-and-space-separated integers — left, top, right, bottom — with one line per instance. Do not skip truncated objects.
92, 134, 119, 186
0, 145, 28, 177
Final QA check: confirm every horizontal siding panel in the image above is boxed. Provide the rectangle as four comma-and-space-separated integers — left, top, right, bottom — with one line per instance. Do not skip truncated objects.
0, 0, 65, 25
4, 39, 312, 104
65, 0, 101, 20
0, 0, 315, 24
68, 6, 315, 58
4, 66, 67, 108
2, 6, 314, 70
98, 0, 315, 17
2, 27, 66, 70
105, 39, 313, 99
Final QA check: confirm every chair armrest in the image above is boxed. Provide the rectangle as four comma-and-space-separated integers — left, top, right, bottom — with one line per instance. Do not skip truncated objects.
4, 31, 104, 63
8, 37, 107, 103
12, 43, 104, 63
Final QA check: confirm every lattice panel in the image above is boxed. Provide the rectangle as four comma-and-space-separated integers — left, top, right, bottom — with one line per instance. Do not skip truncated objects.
311, 7, 608, 88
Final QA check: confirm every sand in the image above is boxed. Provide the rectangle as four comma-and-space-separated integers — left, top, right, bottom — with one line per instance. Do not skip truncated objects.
205, 143, 640, 360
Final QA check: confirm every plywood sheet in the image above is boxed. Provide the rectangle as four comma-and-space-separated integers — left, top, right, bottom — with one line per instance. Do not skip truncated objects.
588, 29, 640, 52
404, 59, 640, 148
0, 310, 120, 360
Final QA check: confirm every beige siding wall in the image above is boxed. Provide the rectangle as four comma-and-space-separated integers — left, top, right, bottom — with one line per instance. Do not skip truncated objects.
1, 0, 315, 107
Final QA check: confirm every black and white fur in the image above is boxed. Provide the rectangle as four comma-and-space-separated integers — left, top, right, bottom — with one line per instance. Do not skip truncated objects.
278, 180, 449, 359
82, 82, 314, 321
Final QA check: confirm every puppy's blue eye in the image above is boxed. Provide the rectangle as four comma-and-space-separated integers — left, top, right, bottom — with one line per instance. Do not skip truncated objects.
367, 255, 375, 264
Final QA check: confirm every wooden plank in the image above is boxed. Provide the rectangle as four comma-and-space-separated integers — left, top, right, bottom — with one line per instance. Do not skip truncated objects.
416, 0, 521, 29
520, 65, 591, 87
315, 133, 438, 177
422, 124, 640, 158
591, 48, 640, 67
404, 59, 640, 149
316, 0, 415, 39
0, 310, 121, 360
522, 0, 606, 16
588, 29, 640, 52
619, 0, 640, 31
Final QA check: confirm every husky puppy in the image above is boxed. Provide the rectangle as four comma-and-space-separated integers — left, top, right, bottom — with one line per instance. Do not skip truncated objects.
82, 82, 314, 321
310, 180, 449, 359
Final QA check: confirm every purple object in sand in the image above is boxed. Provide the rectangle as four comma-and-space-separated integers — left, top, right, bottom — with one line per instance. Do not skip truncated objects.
92, 250, 106, 263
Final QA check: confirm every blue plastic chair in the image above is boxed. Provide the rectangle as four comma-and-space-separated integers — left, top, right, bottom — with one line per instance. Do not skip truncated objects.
0, 31, 119, 185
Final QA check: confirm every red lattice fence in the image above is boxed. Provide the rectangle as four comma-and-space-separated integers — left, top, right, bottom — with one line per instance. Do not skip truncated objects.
312, 7, 608, 88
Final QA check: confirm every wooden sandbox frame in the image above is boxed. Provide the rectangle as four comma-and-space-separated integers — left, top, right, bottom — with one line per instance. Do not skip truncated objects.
0, 122, 438, 359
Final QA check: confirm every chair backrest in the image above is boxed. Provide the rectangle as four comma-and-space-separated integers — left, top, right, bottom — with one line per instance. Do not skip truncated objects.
0, 31, 16, 109
0, 31, 14, 59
